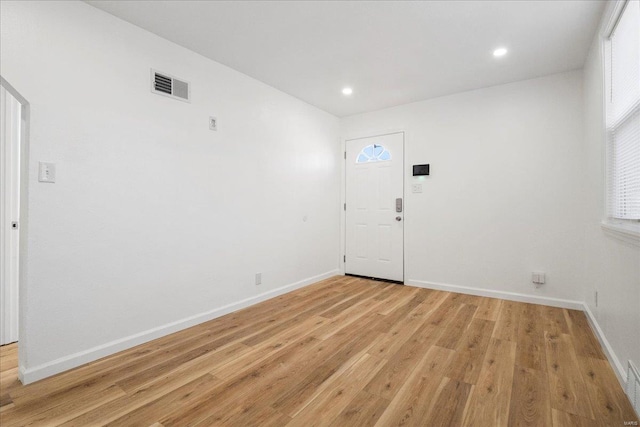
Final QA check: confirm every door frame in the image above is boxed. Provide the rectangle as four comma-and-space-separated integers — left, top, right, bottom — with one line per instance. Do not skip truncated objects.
1, 76, 30, 374
340, 129, 406, 282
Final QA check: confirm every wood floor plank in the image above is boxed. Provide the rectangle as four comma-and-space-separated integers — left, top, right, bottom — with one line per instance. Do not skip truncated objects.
577, 355, 638, 425
421, 377, 472, 426
209, 315, 329, 380
0, 385, 126, 427
240, 292, 351, 347
0, 364, 19, 411
370, 291, 426, 333
563, 310, 606, 360
493, 300, 521, 342
330, 390, 389, 427
373, 345, 456, 427
269, 328, 383, 417
71, 375, 219, 427
435, 303, 479, 349
544, 332, 595, 420
318, 285, 379, 318
115, 341, 249, 393
373, 284, 400, 301
541, 305, 569, 337
0, 393, 14, 413
448, 292, 481, 306
4, 373, 124, 426
474, 297, 502, 321
515, 303, 547, 371
285, 353, 386, 427
196, 403, 290, 427
187, 328, 381, 426
364, 300, 459, 400
0, 276, 633, 427
445, 318, 495, 385
376, 286, 420, 316
0, 345, 18, 370
5, 384, 126, 427
64, 345, 234, 423
309, 289, 391, 341
507, 366, 552, 427
158, 336, 324, 426
462, 338, 517, 427
367, 290, 448, 359
551, 408, 600, 427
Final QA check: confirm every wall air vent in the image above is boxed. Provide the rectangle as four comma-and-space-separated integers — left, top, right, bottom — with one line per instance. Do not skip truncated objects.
151, 69, 190, 102
627, 361, 640, 418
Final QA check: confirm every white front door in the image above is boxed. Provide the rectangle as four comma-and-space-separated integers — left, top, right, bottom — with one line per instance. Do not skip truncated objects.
345, 132, 404, 282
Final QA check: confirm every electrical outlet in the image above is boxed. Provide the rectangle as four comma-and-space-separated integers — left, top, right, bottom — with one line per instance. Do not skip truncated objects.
209, 116, 217, 131
532, 271, 545, 285
255, 273, 262, 286
412, 184, 422, 193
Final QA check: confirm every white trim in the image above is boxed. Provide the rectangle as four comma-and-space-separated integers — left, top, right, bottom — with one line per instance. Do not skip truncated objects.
405, 279, 584, 310
0, 85, 21, 345
0, 76, 30, 380
583, 303, 627, 387
18, 269, 339, 384
601, 0, 628, 38
601, 221, 640, 246
342, 128, 407, 143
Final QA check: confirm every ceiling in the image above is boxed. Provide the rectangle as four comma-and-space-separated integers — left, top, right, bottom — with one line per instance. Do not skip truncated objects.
86, 1, 605, 117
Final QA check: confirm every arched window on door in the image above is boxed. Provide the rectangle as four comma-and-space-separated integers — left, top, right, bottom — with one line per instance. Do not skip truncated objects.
356, 144, 391, 163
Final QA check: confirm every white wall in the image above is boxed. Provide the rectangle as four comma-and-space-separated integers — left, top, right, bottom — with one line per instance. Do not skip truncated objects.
0, 1, 340, 382
582, 32, 640, 378
342, 71, 586, 305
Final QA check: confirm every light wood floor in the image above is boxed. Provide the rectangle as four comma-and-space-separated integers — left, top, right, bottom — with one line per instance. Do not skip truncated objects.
0, 276, 637, 426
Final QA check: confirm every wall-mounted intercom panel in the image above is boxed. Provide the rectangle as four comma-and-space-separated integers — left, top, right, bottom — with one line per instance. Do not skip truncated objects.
413, 164, 430, 176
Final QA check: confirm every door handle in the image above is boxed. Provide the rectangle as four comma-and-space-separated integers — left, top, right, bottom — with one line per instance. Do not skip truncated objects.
395, 216, 402, 221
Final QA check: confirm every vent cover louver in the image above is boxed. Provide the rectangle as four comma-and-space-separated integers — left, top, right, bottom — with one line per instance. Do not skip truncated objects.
154, 73, 172, 94
151, 69, 190, 102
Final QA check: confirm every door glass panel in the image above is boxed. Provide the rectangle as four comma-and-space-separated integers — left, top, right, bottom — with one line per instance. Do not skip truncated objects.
356, 144, 391, 163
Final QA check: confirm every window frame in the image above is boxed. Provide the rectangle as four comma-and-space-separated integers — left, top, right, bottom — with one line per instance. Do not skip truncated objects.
600, 0, 640, 243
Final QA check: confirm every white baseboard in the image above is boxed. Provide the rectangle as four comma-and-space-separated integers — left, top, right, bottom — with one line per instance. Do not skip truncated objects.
582, 303, 627, 387
406, 279, 584, 310
19, 269, 339, 384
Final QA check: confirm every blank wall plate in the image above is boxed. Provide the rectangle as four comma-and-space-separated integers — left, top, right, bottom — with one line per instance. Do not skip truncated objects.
38, 162, 56, 183
255, 273, 262, 285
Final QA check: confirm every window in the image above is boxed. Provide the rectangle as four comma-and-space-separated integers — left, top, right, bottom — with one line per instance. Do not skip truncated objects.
356, 144, 391, 163
604, 0, 640, 222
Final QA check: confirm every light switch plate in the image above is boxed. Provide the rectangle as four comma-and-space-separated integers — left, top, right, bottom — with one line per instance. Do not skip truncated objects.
412, 184, 422, 193
209, 116, 217, 131
38, 162, 56, 183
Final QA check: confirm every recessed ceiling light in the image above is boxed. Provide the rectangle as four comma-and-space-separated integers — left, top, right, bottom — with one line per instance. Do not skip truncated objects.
342, 87, 353, 96
493, 47, 508, 57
